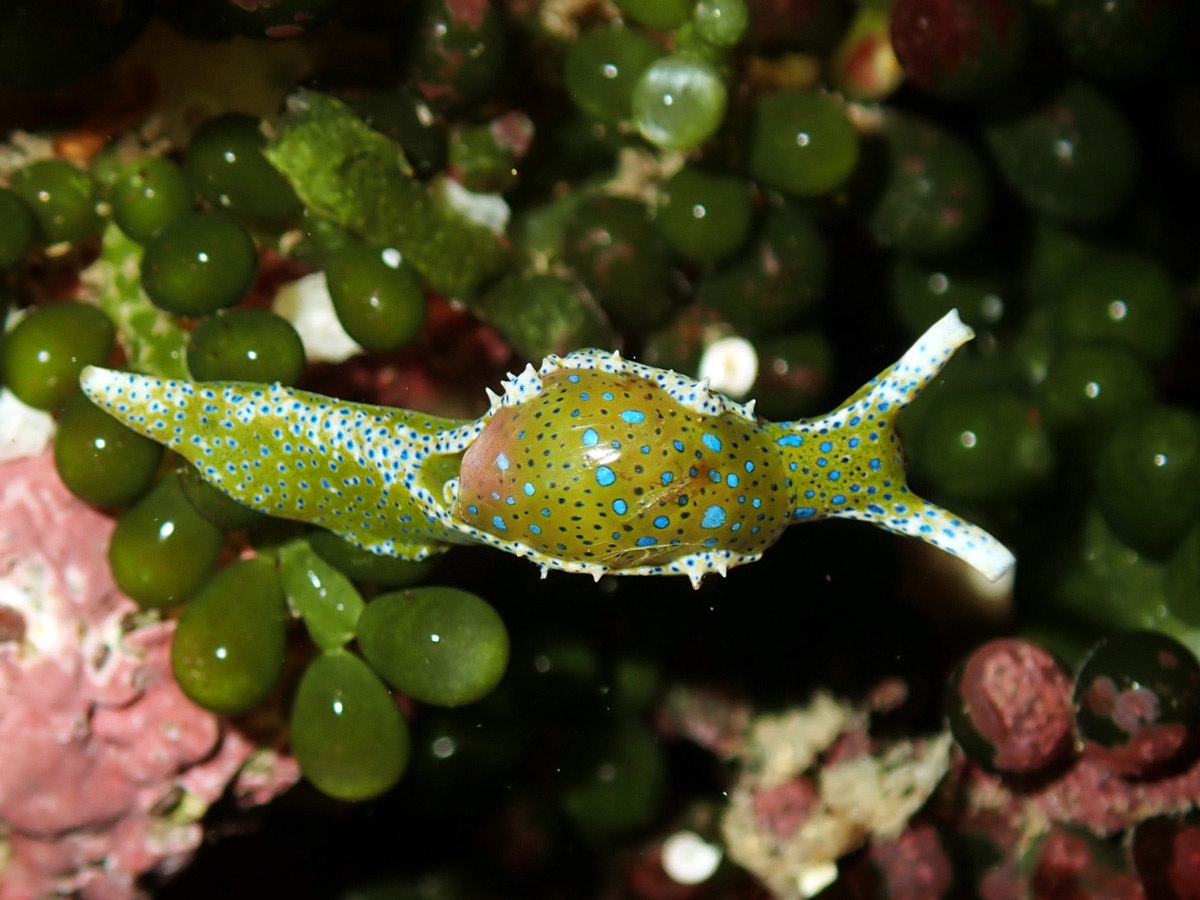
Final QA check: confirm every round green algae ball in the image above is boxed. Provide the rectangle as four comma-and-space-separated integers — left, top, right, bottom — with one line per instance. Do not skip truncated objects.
1039, 342, 1157, 463
325, 240, 427, 353
985, 79, 1137, 226
1, 301, 115, 411
356, 587, 510, 708
140, 212, 258, 317
1057, 251, 1182, 362
868, 114, 992, 257
7, 159, 103, 245
290, 650, 411, 801
110, 156, 192, 244
695, 203, 829, 336
54, 391, 163, 507
563, 26, 665, 126
187, 307, 306, 384
749, 90, 859, 197
559, 719, 666, 839
693, 0, 749, 47
632, 55, 727, 151
910, 388, 1054, 503
0, 187, 37, 269
402, 0, 508, 115
171, 558, 288, 714
564, 196, 674, 333
108, 471, 224, 609
1096, 406, 1200, 556
655, 166, 753, 263
185, 112, 301, 221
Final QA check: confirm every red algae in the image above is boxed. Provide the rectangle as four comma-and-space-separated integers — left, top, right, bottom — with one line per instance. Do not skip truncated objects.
957, 638, 1074, 773
0, 451, 298, 900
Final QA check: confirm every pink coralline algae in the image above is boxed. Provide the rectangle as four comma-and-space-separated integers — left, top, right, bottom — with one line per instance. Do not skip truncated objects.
953, 638, 1074, 774
0, 451, 299, 900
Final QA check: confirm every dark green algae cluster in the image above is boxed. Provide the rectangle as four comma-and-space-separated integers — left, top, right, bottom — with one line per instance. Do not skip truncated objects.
4, 0, 1200, 896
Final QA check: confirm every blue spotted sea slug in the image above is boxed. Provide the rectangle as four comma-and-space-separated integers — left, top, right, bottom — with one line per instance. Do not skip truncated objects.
80, 310, 1015, 588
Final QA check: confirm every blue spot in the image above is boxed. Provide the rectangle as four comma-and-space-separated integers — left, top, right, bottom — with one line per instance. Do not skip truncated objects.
613, 499, 628, 515
709, 470, 721, 483
571, 409, 581, 417
661, 472, 674, 485
832, 495, 847, 505
919, 524, 933, 533
641, 445, 651, 454
568, 374, 580, 383
613, 532, 621, 540
673, 440, 685, 452
817, 457, 827, 467
580, 392, 590, 401
603, 392, 614, 400
621, 409, 646, 424
653, 516, 669, 528
701, 506, 726, 528
468, 505, 478, 515
870, 458, 882, 470
496, 452, 509, 471
524, 482, 535, 496
849, 416, 861, 426
702, 433, 722, 452
778, 434, 803, 447
492, 515, 507, 531
752, 498, 761, 508
820, 441, 833, 452
637, 536, 656, 547
530, 524, 542, 534
795, 507, 816, 519
542, 508, 551, 517
849, 436, 861, 448
732, 522, 742, 531
828, 471, 841, 481
583, 428, 599, 446
703, 538, 719, 547
727, 473, 739, 487
868, 504, 886, 515
878, 401, 891, 412
745, 461, 755, 472
596, 466, 616, 486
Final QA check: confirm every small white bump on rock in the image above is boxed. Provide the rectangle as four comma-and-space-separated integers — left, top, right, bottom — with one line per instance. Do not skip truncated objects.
661, 830, 723, 885
0, 389, 55, 464
272, 271, 362, 364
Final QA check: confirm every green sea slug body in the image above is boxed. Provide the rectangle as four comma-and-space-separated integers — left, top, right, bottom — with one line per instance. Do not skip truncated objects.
80, 310, 1014, 587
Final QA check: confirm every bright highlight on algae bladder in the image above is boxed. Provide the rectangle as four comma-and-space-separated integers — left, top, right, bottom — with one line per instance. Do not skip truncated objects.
81, 309, 1015, 589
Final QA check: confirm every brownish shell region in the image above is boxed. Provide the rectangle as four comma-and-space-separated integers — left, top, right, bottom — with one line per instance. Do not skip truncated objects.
454, 369, 794, 570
